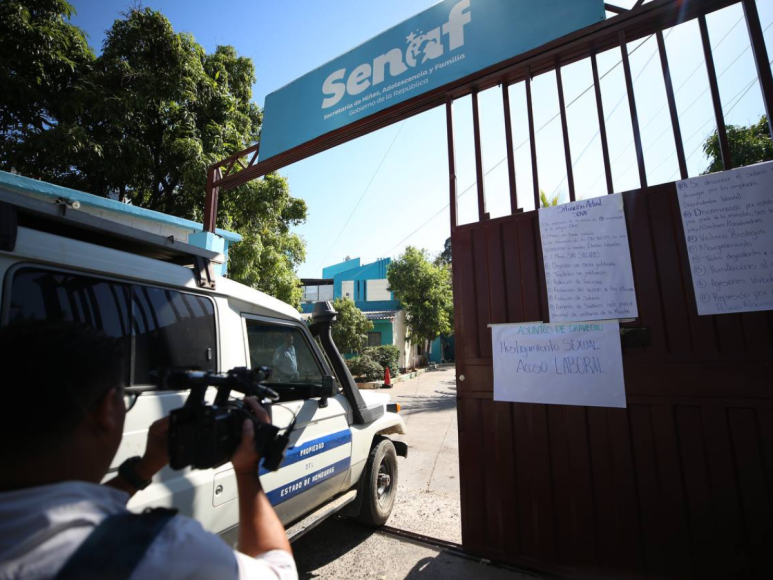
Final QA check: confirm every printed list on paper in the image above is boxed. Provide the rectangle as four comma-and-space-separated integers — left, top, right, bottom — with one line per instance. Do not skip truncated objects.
677, 160, 773, 316
539, 193, 639, 323
492, 321, 626, 409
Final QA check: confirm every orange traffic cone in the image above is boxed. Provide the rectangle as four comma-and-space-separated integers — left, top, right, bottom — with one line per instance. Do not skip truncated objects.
382, 366, 392, 388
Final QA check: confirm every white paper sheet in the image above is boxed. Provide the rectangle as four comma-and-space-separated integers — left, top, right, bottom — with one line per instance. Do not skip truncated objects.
539, 193, 639, 322
492, 321, 626, 408
677, 161, 773, 316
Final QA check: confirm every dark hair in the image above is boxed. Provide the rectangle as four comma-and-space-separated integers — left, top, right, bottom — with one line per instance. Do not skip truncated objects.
0, 321, 126, 459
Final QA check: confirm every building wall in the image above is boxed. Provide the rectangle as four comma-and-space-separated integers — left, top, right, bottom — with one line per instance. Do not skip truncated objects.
332, 258, 399, 311
370, 320, 393, 346
393, 310, 408, 368
428, 335, 455, 363
322, 257, 360, 279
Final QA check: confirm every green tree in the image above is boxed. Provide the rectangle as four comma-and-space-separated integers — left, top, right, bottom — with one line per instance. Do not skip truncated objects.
703, 115, 773, 174
387, 247, 453, 353
435, 237, 452, 266
0, 5, 307, 307
0, 0, 94, 171
540, 189, 559, 208
331, 297, 373, 354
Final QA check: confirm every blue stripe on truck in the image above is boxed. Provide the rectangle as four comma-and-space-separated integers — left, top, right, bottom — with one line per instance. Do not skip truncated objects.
266, 457, 351, 505
259, 429, 352, 475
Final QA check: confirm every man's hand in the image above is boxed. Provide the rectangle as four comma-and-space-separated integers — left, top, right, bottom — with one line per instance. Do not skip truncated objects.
231, 398, 271, 476
136, 417, 170, 480
105, 416, 170, 498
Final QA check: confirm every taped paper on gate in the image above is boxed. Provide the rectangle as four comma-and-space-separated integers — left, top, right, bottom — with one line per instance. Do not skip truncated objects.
539, 193, 638, 323
676, 160, 773, 316
492, 320, 626, 408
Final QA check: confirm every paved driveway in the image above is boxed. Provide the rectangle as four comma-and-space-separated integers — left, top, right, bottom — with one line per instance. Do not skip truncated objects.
292, 366, 540, 578
388, 365, 461, 543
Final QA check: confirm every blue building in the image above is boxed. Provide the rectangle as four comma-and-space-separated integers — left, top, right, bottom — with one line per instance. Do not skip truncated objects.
301, 257, 418, 368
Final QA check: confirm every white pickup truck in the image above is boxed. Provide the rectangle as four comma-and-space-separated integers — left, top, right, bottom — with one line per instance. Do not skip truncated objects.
0, 183, 407, 542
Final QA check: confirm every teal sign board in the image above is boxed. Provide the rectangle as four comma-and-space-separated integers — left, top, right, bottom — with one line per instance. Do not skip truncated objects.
260, 0, 605, 160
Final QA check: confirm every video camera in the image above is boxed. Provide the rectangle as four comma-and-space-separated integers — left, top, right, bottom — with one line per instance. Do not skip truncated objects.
158, 367, 294, 472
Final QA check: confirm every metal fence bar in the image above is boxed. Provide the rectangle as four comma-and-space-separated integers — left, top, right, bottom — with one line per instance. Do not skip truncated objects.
471, 89, 488, 221
620, 30, 648, 188
591, 52, 614, 194
657, 31, 688, 179
526, 69, 540, 208
556, 62, 576, 202
742, 0, 773, 140
203, 166, 220, 233
502, 83, 519, 213
446, 98, 458, 231
699, 14, 732, 170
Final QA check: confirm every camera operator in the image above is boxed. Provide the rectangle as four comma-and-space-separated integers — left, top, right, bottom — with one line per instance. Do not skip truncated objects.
0, 322, 297, 580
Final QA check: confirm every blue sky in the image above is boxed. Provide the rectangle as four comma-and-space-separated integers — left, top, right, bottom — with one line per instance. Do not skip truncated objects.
70, 0, 773, 278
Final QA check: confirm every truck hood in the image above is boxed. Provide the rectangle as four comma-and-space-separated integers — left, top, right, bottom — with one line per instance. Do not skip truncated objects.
359, 390, 392, 408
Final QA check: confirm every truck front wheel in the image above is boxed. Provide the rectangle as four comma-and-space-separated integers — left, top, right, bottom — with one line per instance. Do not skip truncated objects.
357, 437, 398, 526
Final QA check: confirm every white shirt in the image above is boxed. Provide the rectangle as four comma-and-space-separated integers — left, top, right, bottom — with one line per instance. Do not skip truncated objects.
272, 345, 298, 378
0, 482, 297, 580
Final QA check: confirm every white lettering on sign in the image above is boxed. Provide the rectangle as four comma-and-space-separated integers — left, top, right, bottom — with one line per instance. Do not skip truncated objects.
492, 321, 627, 408
300, 442, 325, 457
321, 0, 471, 109
677, 160, 773, 315
312, 466, 336, 482
539, 193, 639, 322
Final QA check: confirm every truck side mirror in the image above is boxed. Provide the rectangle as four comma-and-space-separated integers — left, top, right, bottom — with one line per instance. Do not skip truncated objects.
319, 375, 336, 408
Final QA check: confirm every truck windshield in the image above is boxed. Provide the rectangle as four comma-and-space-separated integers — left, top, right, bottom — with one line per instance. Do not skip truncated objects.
245, 320, 323, 386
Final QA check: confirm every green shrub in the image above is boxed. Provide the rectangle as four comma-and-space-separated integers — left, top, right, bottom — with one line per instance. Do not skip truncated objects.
346, 353, 383, 382
364, 345, 400, 378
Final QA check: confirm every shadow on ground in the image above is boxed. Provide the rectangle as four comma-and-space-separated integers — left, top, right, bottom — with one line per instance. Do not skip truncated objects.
293, 518, 376, 578
293, 517, 536, 579
395, 391, 456, 415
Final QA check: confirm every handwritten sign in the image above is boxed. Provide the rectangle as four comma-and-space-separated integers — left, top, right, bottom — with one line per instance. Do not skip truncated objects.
492, 321, 626, 408
539, 193, 639, 322
677, 161, 773, 316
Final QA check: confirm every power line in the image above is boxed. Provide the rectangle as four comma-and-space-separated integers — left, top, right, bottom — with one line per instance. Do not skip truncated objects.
372, 17, 769, 259
647, 75, 760, 179
670, 71, 766, 179
378, 35, 657, 257
582, 19, 772, 195
317, 121, 406, 269
314, 31, 654, 268
549, 32, 667, 198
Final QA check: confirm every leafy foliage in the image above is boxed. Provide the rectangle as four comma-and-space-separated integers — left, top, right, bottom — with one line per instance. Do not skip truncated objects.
364, 345, 400, 378
0, 0, 94, 170
345, 353, 383, 383
435, 237, 452, 266
387, 247, 453, 348
0, 4, 307, 307
540, 189, 559, 208
331, 297, 373, 354
703, 116, 773, 174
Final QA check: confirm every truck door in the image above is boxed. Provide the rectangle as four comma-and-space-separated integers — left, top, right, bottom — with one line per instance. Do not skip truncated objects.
212, 316, 353, 527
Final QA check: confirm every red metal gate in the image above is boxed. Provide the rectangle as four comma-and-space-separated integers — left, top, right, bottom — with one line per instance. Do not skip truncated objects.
452, 183, 772, 578
446, 1, 773, 576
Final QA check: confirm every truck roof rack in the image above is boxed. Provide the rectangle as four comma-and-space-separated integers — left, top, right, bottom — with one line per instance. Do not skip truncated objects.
0, 189, 218, 289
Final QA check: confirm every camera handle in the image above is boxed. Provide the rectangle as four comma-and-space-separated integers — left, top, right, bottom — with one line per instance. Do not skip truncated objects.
234, 402, 296, 472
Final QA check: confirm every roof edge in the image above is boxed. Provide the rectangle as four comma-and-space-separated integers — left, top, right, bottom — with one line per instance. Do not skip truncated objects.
0, 171, 242, 243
